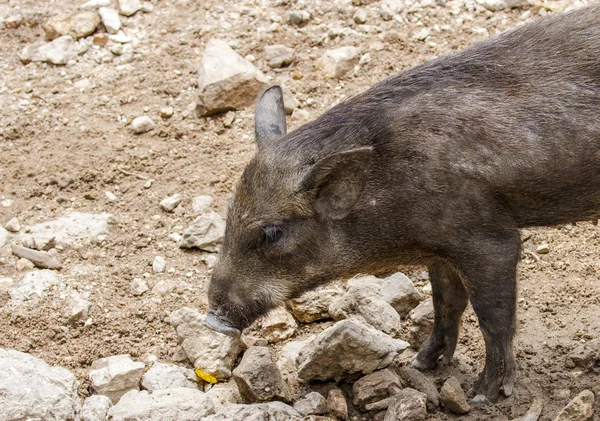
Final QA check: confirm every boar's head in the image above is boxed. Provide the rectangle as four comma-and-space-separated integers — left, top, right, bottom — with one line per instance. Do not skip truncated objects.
206, 85, 374, 337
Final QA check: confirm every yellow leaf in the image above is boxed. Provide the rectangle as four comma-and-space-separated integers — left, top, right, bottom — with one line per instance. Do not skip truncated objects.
195, 368, 217, 384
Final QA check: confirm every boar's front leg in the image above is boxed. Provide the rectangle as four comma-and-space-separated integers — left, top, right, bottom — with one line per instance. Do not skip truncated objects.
412, 260, 468, 370
452, 230, 520, 404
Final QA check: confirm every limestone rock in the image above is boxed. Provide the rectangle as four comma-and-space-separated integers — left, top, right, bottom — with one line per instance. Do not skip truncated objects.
141, 362, 199, 392
397, 366, 440, 406
98, 7, 120, 34
11, 244, 63, 270
297, 319, 409, 381
108, 388, 217, 420
327, 388, 348, 420
440, 377, 470, 414
353, 368, 402, 409
197, 39, 268, 116
118, 0, 142, 16
288, 285, 344, 323
192, 195, 214, 215
81, 395, 112, 421
20, 35, 82, 65
9, 270, 59, 301
317, 46, 361, 79
281, 84, 299, 114
131, 116, 155, 134
265, 44, 294, 68
294, 392, 327, 416
287, 10, 311, 26
89, 354, 146, 403
204, 401, 301, 421
0, 348, 80, 421
553, 390, 594, 421
409, 297, 434, 348
261, 306, 297, 343
206, 381, 243, 405
152, 255, 166, 273
43, 11, 100, 40
160, 194, 182, 212
478, 0, 529, 11
384, 388, 428, 421
179, 211, 225, 252
0, 226, 8, 248
232, 346, 291, 403
329, 294, 400, 335
277, 336, 315, 396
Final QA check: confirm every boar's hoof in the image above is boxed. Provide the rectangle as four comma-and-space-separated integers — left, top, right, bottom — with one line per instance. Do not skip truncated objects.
410, 354, 438, 371
468, 394, 490, 407
205, 312, 241, 338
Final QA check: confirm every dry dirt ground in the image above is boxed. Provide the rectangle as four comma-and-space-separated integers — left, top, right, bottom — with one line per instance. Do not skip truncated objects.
0, 0, 599, 419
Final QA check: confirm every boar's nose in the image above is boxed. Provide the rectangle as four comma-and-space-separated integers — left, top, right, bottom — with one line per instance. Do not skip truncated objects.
205, 309, 242, 338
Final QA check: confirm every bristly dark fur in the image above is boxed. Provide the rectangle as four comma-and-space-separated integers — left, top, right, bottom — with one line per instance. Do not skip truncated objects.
208, 5, 600, 404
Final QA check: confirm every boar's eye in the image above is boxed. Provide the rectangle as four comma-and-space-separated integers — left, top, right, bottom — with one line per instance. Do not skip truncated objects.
258, 225, 284, 248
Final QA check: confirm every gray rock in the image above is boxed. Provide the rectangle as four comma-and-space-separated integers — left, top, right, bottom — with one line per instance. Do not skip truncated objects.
89, 354, 146, 404
20, 35, 82, 65
440, 377, 470, 414
384, 388, 428, 421
280, 84, 299, 114
179, 211, 226, 252
130, 278, 148, 296
81, 395, 112, 421
0, 348, 80, 421
327, 388, 348, 420
99, 7, 120, 34
20, 212, 112, 249
9, 270, 59, 301
43, 11, 100, 40
131, 116, 155, 134
288, 285, 344, 323
329, 294, 400, 335
108, 388, 217, 420
192, 195, 214, 215
197, 39, 268, 116
553, 390, 594, 421
352, 368, 402, 409
206, 380, 243, 405
233, 346, 291, 403
5, 218, 20, 233
160, 194, 182, 212
204, 401, 302, 421
379, 272, 422, 315
261, 306, 297, 343
409, 297, 434, 348
118, 0, 142, 16
152, 255, 166, 273
67, 292, 92, 322
265, 44, 294, 68
0, 226, 7, 248
479, 0, 529, 11
168, 306, 205, 328
287, 10, 311, 26
11, 244, 63, 270
294, 392, 327, 416
397, 366, 440, 406
317, 46, 361, 79
297, 319, 409, 381
569, 339, 600, 367
276, 336, 315, 396
141, 362, 198, 392
354, 9, 368, 24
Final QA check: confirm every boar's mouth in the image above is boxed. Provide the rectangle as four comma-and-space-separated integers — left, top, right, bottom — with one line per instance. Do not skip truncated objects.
205, 310, 242, 338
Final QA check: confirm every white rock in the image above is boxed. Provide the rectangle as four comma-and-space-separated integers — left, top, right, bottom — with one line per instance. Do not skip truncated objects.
192, 195, 214, 215
264, 44, 294, 68
477, 0, 529, 11
289, 286, 345, 324
179, 211, 226, 252
0, 226, 7, 248
1, 199, 14, 207
330, 294, 401, 335
81, 395, 113, 421
9, 270, 59, 301
197, 39, 268, 116
0, 348, 80, 420
276, 336, 315, 394
118, 0, 142, 16
261, 307, 297, 343
204, 401, 301, 421
206, 381, 243, 405
109, 31, 132, 43
67, 293, 92, 322
20, 35, 81, 65
317, 46, 361, 79
5, 217, 20, 233
131, 116, 155, 134
0, 277, 14, 296
141, 2, 154, 12
286, 10, 311, 26
108, 388, 217, 420
160, 194, 182, 212
130, 278, 149, 296
281, 84, 299, 114
81, 0, 111, 8
89, 354, 146, 403
99, 7, 121, 34
167, 306, 205, 328
354, 9, 368, 24
141, 362, 198, 392
105, 191, 117, 201
152, 256, 166, 273
19, 212, 113, 249
537, 242, 550, 254
553, 390, 594, 421
43, 11, 100, 40
297, 319, 409, 381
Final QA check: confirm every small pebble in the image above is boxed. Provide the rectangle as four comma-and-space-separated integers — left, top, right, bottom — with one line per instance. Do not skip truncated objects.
160, 107, 174, 118
131, 116, 155, 134
5, 218, 21, 233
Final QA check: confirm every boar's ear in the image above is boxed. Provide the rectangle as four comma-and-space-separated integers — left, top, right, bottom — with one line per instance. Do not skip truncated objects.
299, 147, 373, 220
255, 85, 287, 147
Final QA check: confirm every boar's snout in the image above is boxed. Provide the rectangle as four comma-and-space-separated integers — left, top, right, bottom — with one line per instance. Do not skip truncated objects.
205, 309, 241, 338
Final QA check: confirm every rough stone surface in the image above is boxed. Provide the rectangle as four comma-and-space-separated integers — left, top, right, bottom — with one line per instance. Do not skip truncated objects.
281, 84, 299, 114
287, 285, 344, 323
0, 226, 8, 248
397, 366, 440, 406
108, 388, 217, 420
265, 44, 294, 68
0, 348, 80, 421
409, 297, 434, 347
569, 338, 600, 368
293, 392, 328, 416
352, 368, 402, 409
141, 362, 198, 392
152, 255, 166, 273
9, 269, 59, 301
553, 390, 594, 421
287, 10, 311, 26
11, 244, 63, 270
118, 0, 142, 16
43, 11, 100, 40
232, 346, 291, 403
130, 277, 149, 295
327, 388, 348, 420
98, 7, 120, 34
329, 294, 400, 335
384, 388, 428, 421
19, 212, 112, 249
20, 35, 82, 65
261, 306, 297, 343
317, 46, 361, 78
192, 195, 214, 214
81, 395, 113, 421
206, 380, 243, 405
89, 354, 146, 404
203, 402, 301, 421
276, 336, 315, 396
297, 319, 409, 381
131, 115, 155, 134
179, 211, 226, 252
440, 377, 470, 414
160, 194, 182, 212
197, 39, 268, 116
